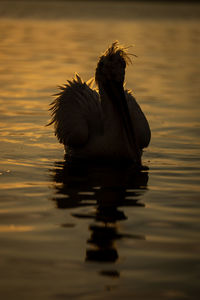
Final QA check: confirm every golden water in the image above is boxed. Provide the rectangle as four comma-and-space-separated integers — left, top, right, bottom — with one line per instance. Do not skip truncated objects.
0, 1, 200, 299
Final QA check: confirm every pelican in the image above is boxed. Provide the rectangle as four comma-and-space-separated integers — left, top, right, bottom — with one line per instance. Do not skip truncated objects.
49, 41, 151, 166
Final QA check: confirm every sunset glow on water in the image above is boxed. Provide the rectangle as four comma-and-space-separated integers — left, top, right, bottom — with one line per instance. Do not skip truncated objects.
0, 1, 200, 299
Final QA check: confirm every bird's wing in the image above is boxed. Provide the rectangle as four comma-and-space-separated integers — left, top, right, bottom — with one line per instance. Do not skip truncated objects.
125, 90, 151, 149
49, 74, 103, 147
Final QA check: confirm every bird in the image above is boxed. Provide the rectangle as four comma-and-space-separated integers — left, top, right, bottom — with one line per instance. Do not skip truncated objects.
48, 41, 151, 166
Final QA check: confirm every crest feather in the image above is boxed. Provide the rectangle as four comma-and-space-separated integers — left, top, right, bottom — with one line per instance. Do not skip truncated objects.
103, 40, 133, 65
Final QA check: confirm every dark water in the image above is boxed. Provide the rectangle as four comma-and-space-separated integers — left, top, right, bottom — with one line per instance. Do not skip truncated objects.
0, 1, 200, 299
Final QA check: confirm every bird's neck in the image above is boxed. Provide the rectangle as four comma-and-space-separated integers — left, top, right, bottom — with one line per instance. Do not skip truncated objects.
98, 82, 126, 140
98, 81, 142, 165
98, 82, 118, 121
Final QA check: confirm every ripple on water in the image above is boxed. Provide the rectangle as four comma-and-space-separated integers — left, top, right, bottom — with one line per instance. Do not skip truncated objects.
0, 2, 200, 299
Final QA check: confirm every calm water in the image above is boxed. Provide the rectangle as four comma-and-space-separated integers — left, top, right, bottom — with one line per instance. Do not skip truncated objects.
0, 1, 200, 299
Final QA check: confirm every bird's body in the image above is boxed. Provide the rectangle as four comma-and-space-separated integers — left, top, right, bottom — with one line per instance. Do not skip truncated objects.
49, 42, 151, 165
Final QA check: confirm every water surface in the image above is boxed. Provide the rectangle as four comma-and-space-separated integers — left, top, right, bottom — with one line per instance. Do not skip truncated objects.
0, 1, 200, 299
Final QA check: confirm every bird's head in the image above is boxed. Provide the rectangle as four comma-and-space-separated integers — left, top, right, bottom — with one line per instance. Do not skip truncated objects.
95, 41, 131, 86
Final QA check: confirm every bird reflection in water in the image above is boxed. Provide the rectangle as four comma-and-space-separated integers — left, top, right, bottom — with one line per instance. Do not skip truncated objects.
50, 158, 148, 270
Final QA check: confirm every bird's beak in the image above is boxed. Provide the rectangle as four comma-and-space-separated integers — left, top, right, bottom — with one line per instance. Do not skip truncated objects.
105, 80, 141, 165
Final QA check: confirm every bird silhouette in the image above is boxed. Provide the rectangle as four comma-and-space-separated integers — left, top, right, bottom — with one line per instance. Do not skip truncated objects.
49, 41, 151, 166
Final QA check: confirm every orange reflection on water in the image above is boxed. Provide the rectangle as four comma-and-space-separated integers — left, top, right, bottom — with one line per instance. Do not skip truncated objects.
0, 225, 34, 232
